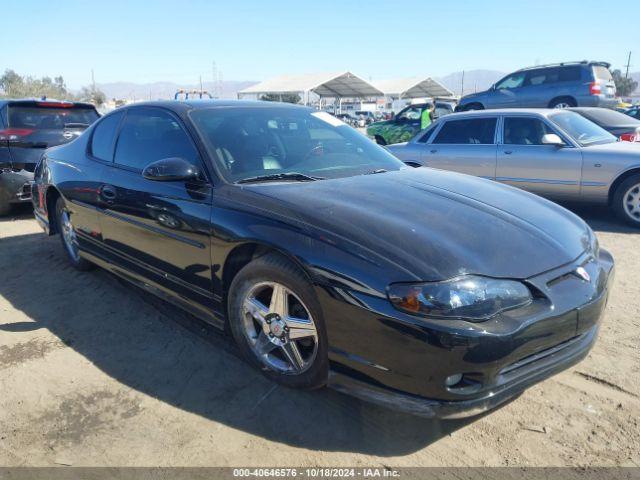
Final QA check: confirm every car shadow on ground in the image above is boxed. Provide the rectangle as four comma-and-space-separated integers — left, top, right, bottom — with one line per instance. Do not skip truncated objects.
0, 229, 492, 456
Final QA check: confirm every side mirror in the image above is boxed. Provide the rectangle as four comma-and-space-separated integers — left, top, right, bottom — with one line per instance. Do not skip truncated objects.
142, 157, 202, 182
541, 133, 565, 147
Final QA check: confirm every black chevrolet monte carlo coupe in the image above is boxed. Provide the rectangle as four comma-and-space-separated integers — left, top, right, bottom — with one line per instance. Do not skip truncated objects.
32, 100, 614, 418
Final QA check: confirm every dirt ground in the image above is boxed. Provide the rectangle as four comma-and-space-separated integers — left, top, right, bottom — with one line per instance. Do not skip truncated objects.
0, 203, 638, 468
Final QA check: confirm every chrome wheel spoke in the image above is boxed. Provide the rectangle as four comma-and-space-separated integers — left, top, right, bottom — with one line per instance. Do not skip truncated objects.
285, 316, 317, 340
244, 297, 269, 326
269, 283, 288, 316
281, 342, 305, 371
241, 281, 319, 375
255, 332, 278, 355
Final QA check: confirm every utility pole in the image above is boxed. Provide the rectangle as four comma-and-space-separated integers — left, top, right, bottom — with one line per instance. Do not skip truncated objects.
624, 51, 632, 79
460, 70, 465, 97
199, 75, 203, 94
91, 68, 96, 91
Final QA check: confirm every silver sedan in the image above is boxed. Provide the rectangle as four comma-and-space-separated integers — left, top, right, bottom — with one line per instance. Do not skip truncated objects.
387, 109, 640, 227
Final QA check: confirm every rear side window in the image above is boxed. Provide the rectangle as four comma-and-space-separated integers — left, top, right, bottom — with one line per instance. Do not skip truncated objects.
433, 118, 497, 145
91, 111, 124, 161
592, 66, 613, 81
504, 117, 553, 145
114, 108, 200, 171
7, 106, 99, 129
558, 66, 582, 82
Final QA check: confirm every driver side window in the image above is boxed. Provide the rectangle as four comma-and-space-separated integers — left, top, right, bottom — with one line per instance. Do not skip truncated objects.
496, 72, 526, 90
397, 106, 422, 121
503, 117, 553, 145
114, 108, 200, 171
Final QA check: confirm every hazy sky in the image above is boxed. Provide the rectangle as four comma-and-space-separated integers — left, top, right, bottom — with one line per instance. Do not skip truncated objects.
2, 0, 636, 88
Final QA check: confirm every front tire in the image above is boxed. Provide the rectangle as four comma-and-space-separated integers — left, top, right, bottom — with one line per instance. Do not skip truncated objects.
612, 174, 640, 227
55, 197, 93, 270
228, 252, 329, 389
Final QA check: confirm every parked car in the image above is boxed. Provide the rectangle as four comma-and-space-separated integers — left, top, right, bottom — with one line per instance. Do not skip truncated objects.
366, 101, 454, 145
0, 99, 99, 215
569, 107, 640, 142
457, 61, 617, 111
387, 109, 640, 226
32, 101, 613, 418
623, 106, 640, 121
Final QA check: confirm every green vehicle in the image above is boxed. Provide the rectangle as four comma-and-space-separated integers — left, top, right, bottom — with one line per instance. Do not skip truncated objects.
367, 101, 455, 145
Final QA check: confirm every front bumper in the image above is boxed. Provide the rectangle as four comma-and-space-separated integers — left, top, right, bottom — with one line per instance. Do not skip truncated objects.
323, 248, 614, 418
329, 323, 599, 418
0, 169, 34, 205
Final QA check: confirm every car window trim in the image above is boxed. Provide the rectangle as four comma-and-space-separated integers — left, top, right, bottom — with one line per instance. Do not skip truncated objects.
110, 106, 213, 185
429, 116, 499, 145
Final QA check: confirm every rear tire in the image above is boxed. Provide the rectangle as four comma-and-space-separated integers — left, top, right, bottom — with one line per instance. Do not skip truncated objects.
612, 174, 640, 228
549, 97, 576, 109
55, 197, 93, 270
228, 252, 329, 389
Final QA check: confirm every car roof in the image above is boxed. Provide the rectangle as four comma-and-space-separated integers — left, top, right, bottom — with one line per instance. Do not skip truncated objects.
445, 108, 563, 119
114, 99, 312, 115
0, 98, 96, 109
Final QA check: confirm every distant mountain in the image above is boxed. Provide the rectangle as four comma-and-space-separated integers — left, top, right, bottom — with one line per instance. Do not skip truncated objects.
95, 80, 258, 101
436, 70, 505, 96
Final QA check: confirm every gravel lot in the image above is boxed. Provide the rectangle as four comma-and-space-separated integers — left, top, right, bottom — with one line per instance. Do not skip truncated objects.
0, 203, 638, 467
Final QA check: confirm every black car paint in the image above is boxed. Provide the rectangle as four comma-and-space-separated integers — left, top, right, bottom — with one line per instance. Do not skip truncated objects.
32, 100, 614, 417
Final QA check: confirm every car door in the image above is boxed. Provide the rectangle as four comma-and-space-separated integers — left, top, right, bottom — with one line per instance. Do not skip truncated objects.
97, 107, 215, 312
420, 116, 498, 179
496, 115, 582, 200
518, 68, 557, 107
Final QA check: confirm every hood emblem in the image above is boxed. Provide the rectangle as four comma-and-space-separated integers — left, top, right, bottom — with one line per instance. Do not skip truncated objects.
574, 266, 591, 282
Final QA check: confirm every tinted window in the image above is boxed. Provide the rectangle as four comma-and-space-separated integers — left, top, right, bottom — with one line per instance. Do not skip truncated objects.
417, 123, 438, 143
189, 108, 404, 182
496, 72, 526, 90
526, 69, 554, 86
504, 117, 554, 145
91, 111, 123, 161
7, 106, 99, 129
576, 108, 640, 127
433, 118, 497, 144
114, 108, 199, 171
559, 66, 582, 82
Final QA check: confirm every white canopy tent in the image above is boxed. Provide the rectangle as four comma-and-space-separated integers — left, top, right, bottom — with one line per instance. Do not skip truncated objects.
374, 77, 454, 100
237, 71, 383, 104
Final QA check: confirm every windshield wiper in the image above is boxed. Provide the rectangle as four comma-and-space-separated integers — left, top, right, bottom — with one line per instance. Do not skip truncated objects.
235, 172, 325, 184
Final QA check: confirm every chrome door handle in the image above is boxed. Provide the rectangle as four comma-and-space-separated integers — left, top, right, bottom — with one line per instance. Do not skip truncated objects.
503, 150, 513, 155
430, 149, 438, 154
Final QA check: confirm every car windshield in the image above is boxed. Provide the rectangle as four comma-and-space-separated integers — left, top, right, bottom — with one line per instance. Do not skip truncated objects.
189, 106, 405, 183
548, 111, 617, 146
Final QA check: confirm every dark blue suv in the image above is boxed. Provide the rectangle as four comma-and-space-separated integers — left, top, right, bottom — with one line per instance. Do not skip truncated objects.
457, 61, 617, 111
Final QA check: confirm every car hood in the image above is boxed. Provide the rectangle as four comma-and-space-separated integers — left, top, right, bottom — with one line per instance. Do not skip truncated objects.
460, 90, 488, 102
239, 168, 591, 282
582, 140, 640, 155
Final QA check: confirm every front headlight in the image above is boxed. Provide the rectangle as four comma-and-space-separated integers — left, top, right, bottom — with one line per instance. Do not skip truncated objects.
387, 275, 533, 321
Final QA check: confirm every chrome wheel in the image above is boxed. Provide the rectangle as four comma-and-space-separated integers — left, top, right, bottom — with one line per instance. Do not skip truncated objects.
553, 102, 571, 109
623, 182, 640, 222
241, 281, 318, 374
60, 210, 80, 262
